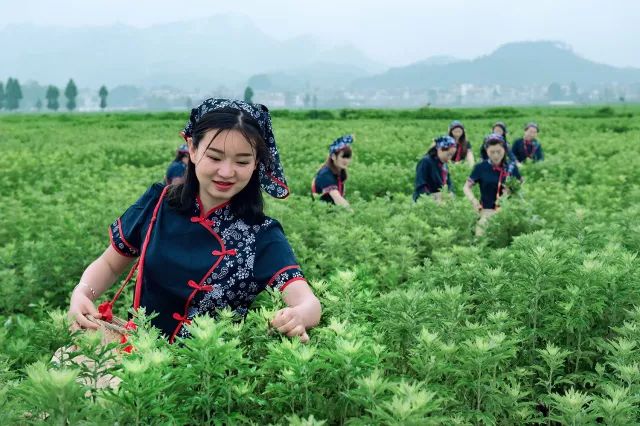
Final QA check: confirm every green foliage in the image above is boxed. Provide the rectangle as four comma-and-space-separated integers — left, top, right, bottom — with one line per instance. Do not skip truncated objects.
64, 79, 78, 111
244, 86, 254, 104
99, 85, 108, 110
5, 77, 23, 111
0, 81, 5, 110
46, 85, 60, 111
1, 106, 640, 423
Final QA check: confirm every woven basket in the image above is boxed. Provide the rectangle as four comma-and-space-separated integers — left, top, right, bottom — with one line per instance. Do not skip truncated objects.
51, 315, 129, 391
52, 186, 168, 393
84, 314, 128, 345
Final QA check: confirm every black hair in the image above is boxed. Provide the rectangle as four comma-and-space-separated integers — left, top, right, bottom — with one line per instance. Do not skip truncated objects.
167, 108, 270, 224
448, 126, 470, 161
492, 123, 509, 144
448, 126, 467, 145
483, 138, 508, 165
174, 151, 189, 162
325, 146, 352, 178
427, 143, 456, 158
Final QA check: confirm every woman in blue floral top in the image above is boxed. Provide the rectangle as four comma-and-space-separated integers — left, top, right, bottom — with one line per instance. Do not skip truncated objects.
413, 135, 457, 202
464, 133, 523, 236
311, 134, 354, 208
68, 98, 321, 343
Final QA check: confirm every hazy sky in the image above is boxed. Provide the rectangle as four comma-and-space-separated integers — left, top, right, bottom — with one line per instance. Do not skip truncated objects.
2, 0, 639, 68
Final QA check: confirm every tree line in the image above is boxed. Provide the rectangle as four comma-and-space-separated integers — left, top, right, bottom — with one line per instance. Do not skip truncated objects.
0, 78, 110, 111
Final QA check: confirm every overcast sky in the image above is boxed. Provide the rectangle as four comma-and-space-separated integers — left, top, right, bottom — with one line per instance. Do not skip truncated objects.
2, 0, 639, 68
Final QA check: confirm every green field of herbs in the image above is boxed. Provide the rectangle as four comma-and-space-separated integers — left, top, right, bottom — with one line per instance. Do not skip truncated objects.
1, 105, 640, 424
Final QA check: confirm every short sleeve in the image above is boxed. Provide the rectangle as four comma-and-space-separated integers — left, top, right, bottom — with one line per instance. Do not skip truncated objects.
414, 157, 432, 195
314, 168, 339, 195
109, 183, 165, 257
468, 164, 482, 184
254, 220, 306, 292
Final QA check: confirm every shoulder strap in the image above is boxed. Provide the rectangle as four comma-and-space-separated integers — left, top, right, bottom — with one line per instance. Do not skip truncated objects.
98, 185, 170, 321
133, 185, 170, 309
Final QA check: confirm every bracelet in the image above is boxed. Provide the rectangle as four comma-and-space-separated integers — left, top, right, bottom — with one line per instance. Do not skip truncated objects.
78, 281, 97, 299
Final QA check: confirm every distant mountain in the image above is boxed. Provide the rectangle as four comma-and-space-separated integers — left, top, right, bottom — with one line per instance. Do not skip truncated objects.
351, 41, 640, 90
412, 55, 460, 66
0, 15, 385, 90
246, 50, 421, 91
248, 63, 376, 91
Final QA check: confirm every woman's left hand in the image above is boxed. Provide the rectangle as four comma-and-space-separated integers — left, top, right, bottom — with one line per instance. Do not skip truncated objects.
271, 307, 309, 343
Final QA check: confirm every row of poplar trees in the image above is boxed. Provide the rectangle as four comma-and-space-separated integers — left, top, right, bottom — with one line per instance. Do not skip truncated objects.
0, 78, 109, 111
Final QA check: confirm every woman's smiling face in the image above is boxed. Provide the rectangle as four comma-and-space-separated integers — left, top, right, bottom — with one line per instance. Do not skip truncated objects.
189, 129, 257, 207
332, 150, 352, 170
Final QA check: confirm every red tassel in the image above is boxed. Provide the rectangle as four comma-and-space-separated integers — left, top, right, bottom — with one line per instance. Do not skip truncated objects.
120, 334, 133, 353
98, 301, 113, 322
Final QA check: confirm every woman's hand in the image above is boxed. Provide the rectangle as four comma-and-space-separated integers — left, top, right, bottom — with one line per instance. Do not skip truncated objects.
271, 307, 310, 343
66, 246, 135, 331
68, 288, 102, 330
463, 180, 482, 212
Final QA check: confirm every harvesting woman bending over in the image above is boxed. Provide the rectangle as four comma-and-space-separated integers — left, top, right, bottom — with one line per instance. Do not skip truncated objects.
165, 143, 190, 185
413, 135, 456, 202
480, 121, 516, 163
464, 133, 523, 236
448, 120, 474, 167
512, 122, 544, 165
311, 134, 354, 208
68, 98, 321, 344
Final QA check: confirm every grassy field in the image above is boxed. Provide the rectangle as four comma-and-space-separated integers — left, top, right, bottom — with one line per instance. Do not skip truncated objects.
1, 105, 640, 424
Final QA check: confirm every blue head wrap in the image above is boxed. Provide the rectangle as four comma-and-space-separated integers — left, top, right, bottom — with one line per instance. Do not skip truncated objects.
483, 133, 506, 149
434, 135, 456, 150
329, 134, 354, 155
181, 98, 289, 199
448, 120, 465, 131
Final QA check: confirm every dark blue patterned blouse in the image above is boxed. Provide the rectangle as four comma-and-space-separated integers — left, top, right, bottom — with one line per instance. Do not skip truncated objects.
109, 183, 305, 342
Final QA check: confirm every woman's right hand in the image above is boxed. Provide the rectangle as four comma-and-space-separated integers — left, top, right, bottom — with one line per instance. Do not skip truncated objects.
68, 289, 101, 330
472, 200, 482, 211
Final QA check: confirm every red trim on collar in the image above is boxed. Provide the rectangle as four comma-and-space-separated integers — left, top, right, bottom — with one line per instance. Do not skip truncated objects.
196, 195, 231, 218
